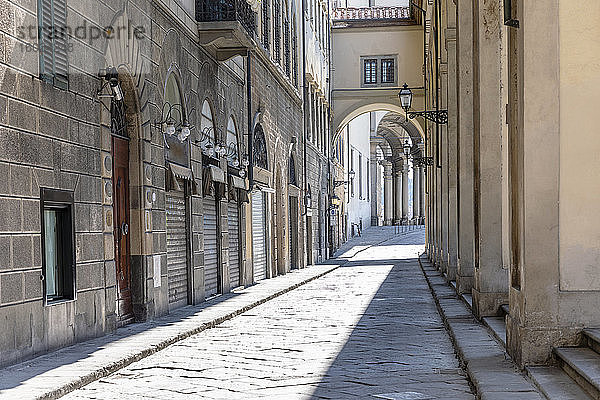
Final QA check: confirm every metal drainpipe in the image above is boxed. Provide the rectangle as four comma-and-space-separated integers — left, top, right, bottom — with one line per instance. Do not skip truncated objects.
247, 51, 254, 191
301, 0, 309, 217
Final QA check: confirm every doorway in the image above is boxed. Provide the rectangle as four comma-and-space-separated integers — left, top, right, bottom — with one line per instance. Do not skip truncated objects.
112, 136, 133, 324
289, 196, 299, 269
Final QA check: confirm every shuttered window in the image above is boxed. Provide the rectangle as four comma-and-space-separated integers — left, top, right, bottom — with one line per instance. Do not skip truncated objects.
38, 0, 69, 89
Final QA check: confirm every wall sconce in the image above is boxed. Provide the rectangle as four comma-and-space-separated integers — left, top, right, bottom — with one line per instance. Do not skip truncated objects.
152, 102, 193, 143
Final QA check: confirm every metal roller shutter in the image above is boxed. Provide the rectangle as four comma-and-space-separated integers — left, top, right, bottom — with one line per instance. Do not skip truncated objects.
228, 202, 241, 289
166, 189, 189, 310
252, 190, 267, 282
204, 196, 219, 297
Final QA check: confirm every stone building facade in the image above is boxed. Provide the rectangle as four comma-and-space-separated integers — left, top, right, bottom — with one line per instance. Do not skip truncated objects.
0, 0, 322, 367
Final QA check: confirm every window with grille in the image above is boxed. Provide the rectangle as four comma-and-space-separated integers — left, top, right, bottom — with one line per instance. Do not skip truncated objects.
363, 59, 377, 84
292, 23, 298, 87
38, 0, 69, 89
262, 0, 270, 51
273, 0, 281, 63
284, 18, 291, 77
41, 188, 75, 303
381, 58, 395, 83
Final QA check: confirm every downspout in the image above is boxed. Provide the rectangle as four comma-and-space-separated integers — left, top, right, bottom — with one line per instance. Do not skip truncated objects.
301, 0, 308, 216
247, 51, 254, 190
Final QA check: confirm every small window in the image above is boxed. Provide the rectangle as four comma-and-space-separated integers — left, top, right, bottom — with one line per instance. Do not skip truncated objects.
41, 188, 75, 303
364, 59, 378, 84
381, 58, 395, 83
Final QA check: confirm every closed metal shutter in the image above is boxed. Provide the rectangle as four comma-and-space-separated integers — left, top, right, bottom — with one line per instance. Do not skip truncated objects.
166, 189, 188, 310
203, 196, 219, 297
228, 201, 241, 289
252, 190, 267, 282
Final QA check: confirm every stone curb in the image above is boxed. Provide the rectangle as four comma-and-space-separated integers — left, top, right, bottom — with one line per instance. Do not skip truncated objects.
2, 264, 341, 400
417, 254, 545, 400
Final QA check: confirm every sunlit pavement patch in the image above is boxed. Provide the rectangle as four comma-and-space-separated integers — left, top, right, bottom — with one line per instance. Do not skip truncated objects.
373, 392, 433, 400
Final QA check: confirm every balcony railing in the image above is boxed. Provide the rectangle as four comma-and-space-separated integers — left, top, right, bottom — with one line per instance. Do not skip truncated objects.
331, 6, 412, 21
196, 0, 257, 36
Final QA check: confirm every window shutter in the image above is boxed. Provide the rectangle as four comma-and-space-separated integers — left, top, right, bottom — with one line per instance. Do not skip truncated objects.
38, 0, 68, 88
38, 0, 55, 82
52, 0, 68, 88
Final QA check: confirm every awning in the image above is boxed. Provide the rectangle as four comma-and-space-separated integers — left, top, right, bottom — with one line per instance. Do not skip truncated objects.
166, 162, 198, 193
208, 165, 226, 183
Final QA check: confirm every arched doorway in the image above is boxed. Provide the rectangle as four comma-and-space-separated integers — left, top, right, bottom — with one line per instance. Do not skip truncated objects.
275, 167, 286, 276
288, 155, 299, 269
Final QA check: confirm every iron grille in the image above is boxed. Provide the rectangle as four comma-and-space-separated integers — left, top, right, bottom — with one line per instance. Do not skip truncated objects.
284, 19, 291, 77
196, 0, 257, 37
262, 0, 270, 51
292, 27, 298, 87
273, 0, 281, 63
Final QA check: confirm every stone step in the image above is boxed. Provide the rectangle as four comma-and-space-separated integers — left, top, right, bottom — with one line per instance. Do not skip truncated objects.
583, 329, 600, 356
482, 316, 507, 348
527, 366, 593, 400
554, 347, 600, 399
461, 293, 473, 310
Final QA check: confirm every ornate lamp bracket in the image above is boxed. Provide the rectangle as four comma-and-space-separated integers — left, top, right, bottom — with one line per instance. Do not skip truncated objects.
407, 110, 448, 125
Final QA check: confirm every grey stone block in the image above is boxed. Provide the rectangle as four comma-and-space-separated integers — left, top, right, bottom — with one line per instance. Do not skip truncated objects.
0, 162, 8, 195
9, 163, 33, 197
0, 128, 22, 163
12, 235, 33, 269
75, 203, 90, 232
22, 199, 40, 232
0, 235, 10, 270
77, 262, 104, 291
16, 73, 39, 104
76, 233, 104, 263
76, 175, 101, 202
32, 234, 41, 267
8, 99, 37, 133
104, 260, 116, 287
0, 94, 7, 125
23, 269, 42, 300
1, 272, 23, 304
0, 197, 22, 232
38, 109, 69, 140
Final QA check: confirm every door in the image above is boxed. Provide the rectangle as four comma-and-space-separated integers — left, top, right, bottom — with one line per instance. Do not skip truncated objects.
228, 201, 241, 290
306, 215, 313, 266
288, 196, 299, 269
251, 190, 267, 281
204, 196, 220, 297
166, 186, 189, 310
112, 137, 133, 323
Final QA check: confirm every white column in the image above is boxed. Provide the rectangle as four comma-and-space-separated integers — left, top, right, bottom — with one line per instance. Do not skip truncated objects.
394, 168, 402, 224
419, 165, 425, 223
370, 144, 380, 226
401, 161, 409, 223
413, 162, 420, 222
383, 161, 394, 226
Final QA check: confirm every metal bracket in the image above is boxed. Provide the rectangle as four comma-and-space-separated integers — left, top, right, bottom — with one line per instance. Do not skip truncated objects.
408, 110, 448, 125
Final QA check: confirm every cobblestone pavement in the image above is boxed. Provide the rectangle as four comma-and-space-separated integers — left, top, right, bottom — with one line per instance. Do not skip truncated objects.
63, 227, 474, 400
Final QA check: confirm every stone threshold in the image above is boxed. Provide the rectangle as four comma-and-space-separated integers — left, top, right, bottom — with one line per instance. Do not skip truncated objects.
418, 254, 545, 400
0, 263, 342, 400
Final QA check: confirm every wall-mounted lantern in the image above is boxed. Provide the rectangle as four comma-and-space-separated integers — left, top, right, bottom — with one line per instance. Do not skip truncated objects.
398, 83, 448, 125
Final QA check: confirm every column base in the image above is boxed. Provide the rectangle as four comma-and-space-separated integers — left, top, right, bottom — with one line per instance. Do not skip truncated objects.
446, 263, 457, 281
456, 275, 474, 294
472, 289, 508, 318
506, 313, 579, 367
384, 219, 393, 226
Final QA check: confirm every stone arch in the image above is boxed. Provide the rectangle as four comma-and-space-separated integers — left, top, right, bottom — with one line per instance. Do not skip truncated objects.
333, 101, 425, 142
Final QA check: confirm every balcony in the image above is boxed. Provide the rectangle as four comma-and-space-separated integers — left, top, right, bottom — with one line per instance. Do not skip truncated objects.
196, 0, 257, 61
331, 6, 420, 27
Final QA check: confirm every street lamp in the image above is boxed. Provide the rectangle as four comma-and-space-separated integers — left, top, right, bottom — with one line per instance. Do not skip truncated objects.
398, 83, 448, 125
403, 139, 411, 158
334, 170, 355, 188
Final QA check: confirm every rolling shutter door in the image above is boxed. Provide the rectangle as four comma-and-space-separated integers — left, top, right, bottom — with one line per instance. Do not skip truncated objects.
252, 190, 267, 282
204, 196, 219, 297
166, 189, 189, 310
228, 202, 241, 289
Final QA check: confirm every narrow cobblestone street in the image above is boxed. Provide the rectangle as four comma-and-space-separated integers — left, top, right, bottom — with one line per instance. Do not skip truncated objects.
62, 228, 474, 400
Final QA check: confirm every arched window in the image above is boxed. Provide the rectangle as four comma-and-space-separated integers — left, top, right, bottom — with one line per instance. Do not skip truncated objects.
288, 155, 297, 187
253, 124, 269, 170
163, 72, 189, 166
226, 116, 240, 167
200, 100, 216, 155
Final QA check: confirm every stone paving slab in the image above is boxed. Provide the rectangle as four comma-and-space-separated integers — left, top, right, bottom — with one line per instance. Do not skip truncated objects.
0, 263, 340, 400
61, 228, 473, 400
419, 255, 545, 400
527, 366, 593, 400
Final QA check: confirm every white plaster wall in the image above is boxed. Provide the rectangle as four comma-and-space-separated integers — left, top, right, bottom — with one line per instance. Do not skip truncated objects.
346, 113, 372, 233
558, 1, 600, 291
